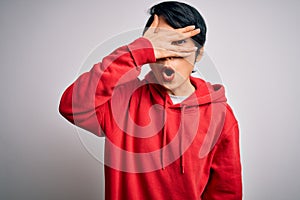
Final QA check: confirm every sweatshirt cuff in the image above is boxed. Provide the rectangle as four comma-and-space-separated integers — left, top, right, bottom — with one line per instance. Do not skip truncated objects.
127, 37, 156, 67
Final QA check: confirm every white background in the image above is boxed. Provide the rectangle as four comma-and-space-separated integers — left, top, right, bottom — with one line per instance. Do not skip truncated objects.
1, 0, 299, 199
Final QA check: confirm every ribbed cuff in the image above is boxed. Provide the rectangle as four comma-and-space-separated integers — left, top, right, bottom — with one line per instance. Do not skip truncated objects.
127, 37, 156, 67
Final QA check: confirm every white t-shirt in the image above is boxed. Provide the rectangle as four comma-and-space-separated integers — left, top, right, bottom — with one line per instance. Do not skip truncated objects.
168, 94, 188, 104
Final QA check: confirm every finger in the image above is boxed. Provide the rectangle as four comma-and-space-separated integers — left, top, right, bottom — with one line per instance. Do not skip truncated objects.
164, 50, 193, 58
150, 14, 159, 28
173, 28, 200, 40
161, 28, 200, 40
176, 25, 196, 33
154, 45, 196, 59
167, 45, 198, 53
154, 47, 194, 59
184, 28, 201, 37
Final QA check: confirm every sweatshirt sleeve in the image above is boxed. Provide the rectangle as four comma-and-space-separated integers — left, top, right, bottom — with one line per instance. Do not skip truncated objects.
59, 37, 155, 136
202, 122, 243, 200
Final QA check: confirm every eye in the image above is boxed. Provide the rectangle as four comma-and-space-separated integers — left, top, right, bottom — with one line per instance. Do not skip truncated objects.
171, 39, 187, 46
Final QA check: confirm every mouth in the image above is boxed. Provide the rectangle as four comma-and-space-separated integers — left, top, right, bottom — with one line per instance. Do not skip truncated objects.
161, 66, 175, 82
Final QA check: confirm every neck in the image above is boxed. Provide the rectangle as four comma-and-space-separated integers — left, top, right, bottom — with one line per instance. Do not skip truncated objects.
167, 79, 195, 96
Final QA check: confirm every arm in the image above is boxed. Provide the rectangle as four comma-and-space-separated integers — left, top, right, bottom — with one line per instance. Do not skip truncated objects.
59, 37, 155, 136
202, 122, 243, 200
59, 16, 200, 136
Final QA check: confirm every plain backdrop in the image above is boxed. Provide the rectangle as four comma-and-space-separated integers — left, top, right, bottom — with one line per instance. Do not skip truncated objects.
1, 0, 299, 199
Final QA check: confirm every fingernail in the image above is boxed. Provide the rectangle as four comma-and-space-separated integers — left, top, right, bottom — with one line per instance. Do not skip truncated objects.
190, 25, 195, 29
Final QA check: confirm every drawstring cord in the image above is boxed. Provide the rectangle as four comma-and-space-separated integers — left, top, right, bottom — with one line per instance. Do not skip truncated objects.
161, 97, 168, 170
161, 97, 186, 174
180, 105, 186, 174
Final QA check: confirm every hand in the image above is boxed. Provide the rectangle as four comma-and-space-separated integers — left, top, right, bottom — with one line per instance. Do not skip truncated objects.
143, 15, 200, 59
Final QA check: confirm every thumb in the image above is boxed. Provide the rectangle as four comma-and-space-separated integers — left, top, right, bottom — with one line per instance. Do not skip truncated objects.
150, 14, 159, 29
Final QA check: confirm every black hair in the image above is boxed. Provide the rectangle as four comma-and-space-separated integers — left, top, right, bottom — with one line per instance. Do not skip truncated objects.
143, 1, 207, 48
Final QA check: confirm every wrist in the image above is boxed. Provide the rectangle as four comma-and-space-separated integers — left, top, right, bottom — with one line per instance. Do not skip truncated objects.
127, 37, 156, 66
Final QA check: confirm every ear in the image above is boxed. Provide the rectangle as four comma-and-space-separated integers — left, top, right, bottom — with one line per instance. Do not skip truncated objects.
195, 46, 204, 62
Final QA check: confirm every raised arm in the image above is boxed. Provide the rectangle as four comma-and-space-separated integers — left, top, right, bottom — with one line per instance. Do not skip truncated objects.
59, 37, 155, 136
59, 16, 200, 136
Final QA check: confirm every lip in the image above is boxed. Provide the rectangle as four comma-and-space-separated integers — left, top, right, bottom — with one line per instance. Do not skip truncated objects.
161, 66, 175, 82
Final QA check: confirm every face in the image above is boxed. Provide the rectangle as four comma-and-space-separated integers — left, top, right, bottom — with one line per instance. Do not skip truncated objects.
149, 17, 203, 96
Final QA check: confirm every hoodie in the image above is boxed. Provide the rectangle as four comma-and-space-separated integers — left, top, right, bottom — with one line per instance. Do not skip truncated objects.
59, 37, 242, 200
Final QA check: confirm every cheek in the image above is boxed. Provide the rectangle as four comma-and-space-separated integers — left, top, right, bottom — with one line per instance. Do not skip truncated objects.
185, 54, 196, 65
174, 59, 194, 76
176, 68, 193, 78
149, 64, 161, 75
149, 63, 157, 70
